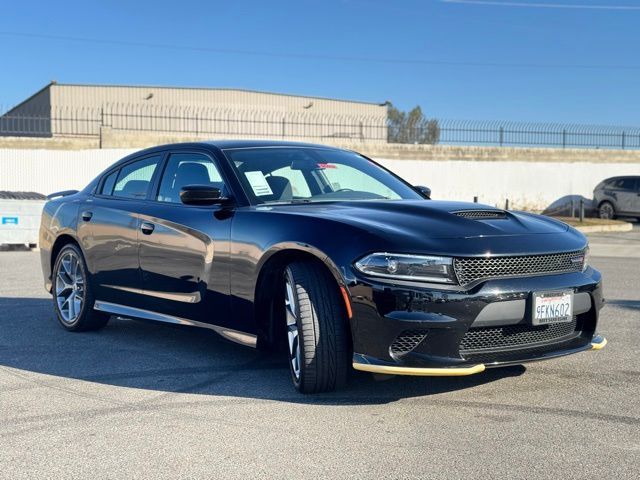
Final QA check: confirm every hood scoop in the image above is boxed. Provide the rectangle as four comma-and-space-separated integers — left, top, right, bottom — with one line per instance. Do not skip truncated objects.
452, 209, 507, 220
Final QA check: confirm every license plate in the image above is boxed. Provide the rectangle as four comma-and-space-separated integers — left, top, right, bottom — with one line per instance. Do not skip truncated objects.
532, 291, 573, 326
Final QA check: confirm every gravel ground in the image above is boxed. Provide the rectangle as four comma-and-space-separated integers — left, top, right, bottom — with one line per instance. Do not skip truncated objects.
0, 246, 638, 479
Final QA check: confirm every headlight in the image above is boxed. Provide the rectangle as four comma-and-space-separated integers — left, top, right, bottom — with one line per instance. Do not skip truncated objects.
583, 246, 590, 271
354, 253, 457, 284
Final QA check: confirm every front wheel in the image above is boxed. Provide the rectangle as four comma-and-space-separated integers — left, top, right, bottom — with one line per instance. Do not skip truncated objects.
598, 201, 616, 220
284, 262, 350, 393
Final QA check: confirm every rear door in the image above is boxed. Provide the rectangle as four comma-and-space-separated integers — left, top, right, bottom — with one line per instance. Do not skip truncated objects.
135, 150, 233, 327
632, 178, 640, 215
612, 178, 639, 214
78, 154, 164, 305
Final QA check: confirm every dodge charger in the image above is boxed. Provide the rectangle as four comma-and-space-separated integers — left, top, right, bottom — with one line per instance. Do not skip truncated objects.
40, 141, 607, 393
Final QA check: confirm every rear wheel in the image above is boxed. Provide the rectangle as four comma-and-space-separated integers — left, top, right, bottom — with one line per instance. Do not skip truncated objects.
598, 201, 616, 220
284, 262, 350, 393
52, 244, 110, 331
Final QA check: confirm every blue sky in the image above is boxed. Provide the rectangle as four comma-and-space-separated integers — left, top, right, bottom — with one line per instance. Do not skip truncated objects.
1, 0, 639, 124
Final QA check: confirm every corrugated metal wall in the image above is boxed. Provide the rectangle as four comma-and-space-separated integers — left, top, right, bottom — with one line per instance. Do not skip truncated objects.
2, 84, 388, 140
50, 84, 384, 116
0, 87, 52, 137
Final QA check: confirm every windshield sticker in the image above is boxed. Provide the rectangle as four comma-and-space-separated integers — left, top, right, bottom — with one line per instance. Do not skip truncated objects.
245, 171, 274, 196
317, 163, 337, 169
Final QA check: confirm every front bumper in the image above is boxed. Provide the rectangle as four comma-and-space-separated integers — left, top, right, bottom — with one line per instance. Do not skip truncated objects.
348, 267, 606, 375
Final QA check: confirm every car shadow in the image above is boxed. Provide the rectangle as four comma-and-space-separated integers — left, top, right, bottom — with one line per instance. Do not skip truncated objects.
0, 297, 526, 405
606, 299, 640, 312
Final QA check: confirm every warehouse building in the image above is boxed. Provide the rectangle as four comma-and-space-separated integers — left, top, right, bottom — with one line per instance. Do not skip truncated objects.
0, 82, 388, 142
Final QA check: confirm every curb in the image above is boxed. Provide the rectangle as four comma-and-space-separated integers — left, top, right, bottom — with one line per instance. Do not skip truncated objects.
574, 222, 634, 234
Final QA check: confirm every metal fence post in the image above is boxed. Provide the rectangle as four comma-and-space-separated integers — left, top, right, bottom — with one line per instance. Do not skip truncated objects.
499, 126, 504, 147
282, 117, 286, 139
579, 198, 585, 222
473, 196, 478, 203
99, 107, 104, 149
571, 199, 575, 218
622, 131, 626, 150
505, 198, 509, 210
562, 129, 567, 149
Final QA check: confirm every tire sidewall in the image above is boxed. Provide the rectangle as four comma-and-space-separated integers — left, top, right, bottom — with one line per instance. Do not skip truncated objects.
284, 267, 304, 390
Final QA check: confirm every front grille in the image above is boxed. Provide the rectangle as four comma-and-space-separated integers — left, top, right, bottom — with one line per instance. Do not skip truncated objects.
453, 250, 586, 286
390, 330, 428, 354
461, 337, 589, 364
459, 317, 578, 352
453, 210, 506, 219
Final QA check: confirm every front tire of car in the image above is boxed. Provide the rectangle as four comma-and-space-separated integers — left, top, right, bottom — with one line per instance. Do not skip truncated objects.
284, 262, 350, 393
52, 243, 110, 332
598, 201, 616, 220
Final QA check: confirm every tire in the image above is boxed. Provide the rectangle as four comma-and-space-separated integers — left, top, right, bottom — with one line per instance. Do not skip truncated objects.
284, 262, 350, 393
52, 243, 110, 332
598, 201, 616, 220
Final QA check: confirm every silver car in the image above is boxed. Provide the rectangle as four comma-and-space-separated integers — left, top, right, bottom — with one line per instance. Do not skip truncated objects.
594, 176, 640, 220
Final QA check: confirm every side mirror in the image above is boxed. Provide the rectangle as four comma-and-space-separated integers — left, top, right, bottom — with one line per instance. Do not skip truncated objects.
180, 185, 227, 205
414, 185, 431, 200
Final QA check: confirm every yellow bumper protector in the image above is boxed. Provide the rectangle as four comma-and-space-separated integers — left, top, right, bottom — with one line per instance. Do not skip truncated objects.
352, 362, 486, 377
590, 336, 607, 350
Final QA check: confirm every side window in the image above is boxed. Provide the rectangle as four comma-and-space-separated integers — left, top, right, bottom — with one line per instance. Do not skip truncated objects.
614, 178, 636, 191
157, 153, 226, 203
100, 170, 118, 196
113, 155, 162, 199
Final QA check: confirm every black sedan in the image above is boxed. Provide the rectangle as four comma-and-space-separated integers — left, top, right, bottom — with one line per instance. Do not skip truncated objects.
40, 141, 607, 393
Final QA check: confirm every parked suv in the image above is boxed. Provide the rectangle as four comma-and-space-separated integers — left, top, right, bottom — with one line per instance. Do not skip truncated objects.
594, 176, 640, 220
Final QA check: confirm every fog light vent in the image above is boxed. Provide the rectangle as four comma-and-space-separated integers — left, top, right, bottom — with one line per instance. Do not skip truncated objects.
390, 330, 428, 354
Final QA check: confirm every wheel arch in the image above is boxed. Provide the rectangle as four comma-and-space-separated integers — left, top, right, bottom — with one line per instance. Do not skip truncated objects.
51, 234, 81, 271
253, 244, 349, 349
46, 234, 81, 292
597, 199, 615, 210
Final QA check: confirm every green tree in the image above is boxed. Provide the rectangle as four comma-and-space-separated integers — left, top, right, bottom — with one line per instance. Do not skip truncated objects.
387, 104, 440, 144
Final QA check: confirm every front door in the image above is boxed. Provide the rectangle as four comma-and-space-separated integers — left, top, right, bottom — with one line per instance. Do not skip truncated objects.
135, 151, 233, 327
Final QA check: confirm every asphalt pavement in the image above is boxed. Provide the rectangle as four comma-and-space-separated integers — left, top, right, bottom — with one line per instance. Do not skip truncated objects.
0, 233, 638, 479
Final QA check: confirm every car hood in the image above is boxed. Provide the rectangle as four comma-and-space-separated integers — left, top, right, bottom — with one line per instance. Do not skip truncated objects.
267, 200, 569, 239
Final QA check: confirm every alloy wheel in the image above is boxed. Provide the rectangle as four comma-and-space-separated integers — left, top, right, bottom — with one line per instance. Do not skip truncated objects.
55, 251, 85, 324
599, 203, 614, 219
284, 272, 301, 381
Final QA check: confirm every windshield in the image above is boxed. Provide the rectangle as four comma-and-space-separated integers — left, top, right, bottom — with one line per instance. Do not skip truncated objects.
224, 147, 422, 205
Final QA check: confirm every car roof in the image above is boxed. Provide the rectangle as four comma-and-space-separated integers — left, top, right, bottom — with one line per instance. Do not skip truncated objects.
109, 140, 349, 168
602, 175, 640, 181
204, 139, 346, 150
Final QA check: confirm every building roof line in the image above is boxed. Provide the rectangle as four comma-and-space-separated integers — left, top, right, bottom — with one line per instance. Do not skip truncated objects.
2, 81, 55, 115
50, 82, 386, 107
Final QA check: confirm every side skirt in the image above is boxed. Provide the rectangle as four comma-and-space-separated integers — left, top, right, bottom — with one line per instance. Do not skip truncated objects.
94, 300, 257, 348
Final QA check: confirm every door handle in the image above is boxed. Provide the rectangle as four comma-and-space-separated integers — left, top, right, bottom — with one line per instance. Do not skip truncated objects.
140, 222, 155, 235
81, 211, 93, 222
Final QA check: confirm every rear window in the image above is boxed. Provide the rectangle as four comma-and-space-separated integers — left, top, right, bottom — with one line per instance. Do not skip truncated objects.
112, 155, 162, 199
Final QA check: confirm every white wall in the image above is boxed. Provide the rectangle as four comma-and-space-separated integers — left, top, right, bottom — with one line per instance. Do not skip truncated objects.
1, 148, 639, 210
0, 148, 135, 194
378, 159, 640, 209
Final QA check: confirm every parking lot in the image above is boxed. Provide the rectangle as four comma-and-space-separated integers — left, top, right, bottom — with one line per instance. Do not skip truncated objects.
1, 227, 639, 479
